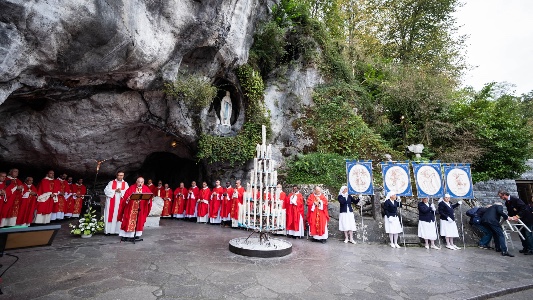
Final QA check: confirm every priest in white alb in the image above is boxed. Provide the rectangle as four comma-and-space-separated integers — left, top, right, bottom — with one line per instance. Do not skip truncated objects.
103, 171, 129, 235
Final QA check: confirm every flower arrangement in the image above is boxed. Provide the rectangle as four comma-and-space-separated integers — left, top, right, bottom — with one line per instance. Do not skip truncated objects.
69, 208, 105, 236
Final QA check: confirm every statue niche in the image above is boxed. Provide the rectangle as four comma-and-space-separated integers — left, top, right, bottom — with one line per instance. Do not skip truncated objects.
218, 91, 232, 126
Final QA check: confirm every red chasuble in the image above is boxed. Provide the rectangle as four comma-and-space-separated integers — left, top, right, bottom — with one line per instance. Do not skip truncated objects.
197, 187, 211, 218
221, 187, 234, 219
154, 186, 164, 198
1, 177, 24, 222
230, 186, 244, 219
36, 177, 57, 216
286, 192, 304, 231
52, 179, 70, 215
306, 193, 329, 236
209, 186, 224, 218
161, 188, 173, 217
172, 187, 188, 215
185, 186, 199, 216
70, 184, 87, 216
118, 185, 153, 232
17, 184, 38, 225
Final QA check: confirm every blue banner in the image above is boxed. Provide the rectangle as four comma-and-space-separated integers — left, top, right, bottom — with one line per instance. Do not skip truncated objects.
412, 162, 444, 198
443, 164, 474, 199
380, 162, 413, 196
346, 160, 374, 195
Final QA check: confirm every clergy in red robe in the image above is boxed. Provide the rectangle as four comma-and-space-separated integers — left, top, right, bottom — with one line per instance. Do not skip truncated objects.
172, 182, 188, 219
221, 181, 234, 226
1, 169, 24, 227
117, 177, 153, 240
51, 174, 70, 221
70, 179, 87, 218
185, 181, 199, 219
36, 170, 58, 224
146, 179, 156, 194
0, 172, 7, 217
161, 184, 173, 217
307, 186, 329, 243
231, 180, 245, 227
17, 177, 38, 226
197, 182, 211, 223
154, 181, 164, 198
64, 177, 74, 218
286, 185, 304, 238
103, 172, 129, 234
209, 180, 224, 224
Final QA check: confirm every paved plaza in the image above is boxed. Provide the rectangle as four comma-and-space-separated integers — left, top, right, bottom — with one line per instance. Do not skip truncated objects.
2, 219, 533, 299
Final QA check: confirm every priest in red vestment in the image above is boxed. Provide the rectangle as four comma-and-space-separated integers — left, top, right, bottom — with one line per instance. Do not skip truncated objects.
51, 174, 70, 221
286, 185, 304, 238
221, 181, 234, 227
146, 179, 156, 194
64, 176, 74, 218
197, 182, 211, 223
231, 180, 245, 227
1, 169, 24, 227
209, 180, 224, 224
17, 177, 38, 226
103, 171, 129, 235
185, 181, 199, 219
161, 183, 173, 217
117, 177, 153, 241
307, 186, 329, 243
70, 179, 87, 218
36, 170, 58, 224
172, 182, 188, 219
0, 172, 7, 218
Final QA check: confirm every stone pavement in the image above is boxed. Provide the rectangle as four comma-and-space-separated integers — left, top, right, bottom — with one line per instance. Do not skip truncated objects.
1, 219, 533, 300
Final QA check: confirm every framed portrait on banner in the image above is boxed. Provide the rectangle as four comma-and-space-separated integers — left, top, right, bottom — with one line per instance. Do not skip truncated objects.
443, 164, 474, 199
412, 162, 444, 198
380, 162, 413, 196
346, 160, 373, 195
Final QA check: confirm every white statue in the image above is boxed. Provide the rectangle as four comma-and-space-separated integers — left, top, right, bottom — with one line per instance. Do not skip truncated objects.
220, 91, 232, 126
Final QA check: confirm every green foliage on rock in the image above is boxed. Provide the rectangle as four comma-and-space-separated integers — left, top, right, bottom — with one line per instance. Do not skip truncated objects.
286, 152, 347, 191
296, 82, 399, 161
164, 75, 217, 114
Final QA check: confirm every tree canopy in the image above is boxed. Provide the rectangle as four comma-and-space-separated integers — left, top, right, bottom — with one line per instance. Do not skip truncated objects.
247, 0, 533, 186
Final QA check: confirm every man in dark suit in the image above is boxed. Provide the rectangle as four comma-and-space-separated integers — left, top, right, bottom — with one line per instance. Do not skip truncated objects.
498, 190, 529, 253
481, 202, 514, 257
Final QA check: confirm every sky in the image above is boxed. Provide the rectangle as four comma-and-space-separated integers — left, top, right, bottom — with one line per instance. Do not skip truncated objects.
454, 0, 533, 96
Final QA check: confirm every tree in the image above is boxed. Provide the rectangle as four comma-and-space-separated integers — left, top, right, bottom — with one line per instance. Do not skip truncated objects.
449, 83, 533, 182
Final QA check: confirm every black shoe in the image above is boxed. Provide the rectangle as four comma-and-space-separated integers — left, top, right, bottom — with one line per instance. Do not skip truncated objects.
523, 251, 533, 255
501, 252, 514, 257
519, 249, 528, 253
320, 239, 327, 244
120, 237, 127, 242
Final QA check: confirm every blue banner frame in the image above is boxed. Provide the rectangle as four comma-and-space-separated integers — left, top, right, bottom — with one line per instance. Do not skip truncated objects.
412, 162, 444, 198
346, 160, 374, 195
380, 162, 413, 196
443, 164, 474, 199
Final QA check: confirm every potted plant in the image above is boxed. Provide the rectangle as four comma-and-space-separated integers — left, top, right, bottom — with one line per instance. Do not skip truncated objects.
69, 208, 105, 238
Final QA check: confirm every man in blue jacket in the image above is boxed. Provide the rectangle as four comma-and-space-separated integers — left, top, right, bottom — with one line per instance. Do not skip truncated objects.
481, 202, 514, 257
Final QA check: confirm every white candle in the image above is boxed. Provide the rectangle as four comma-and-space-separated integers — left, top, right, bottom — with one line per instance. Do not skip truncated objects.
267, 145, 272, 159
262, 125, 266, 145
261, 144, 266, 158
256, 144, 261, 158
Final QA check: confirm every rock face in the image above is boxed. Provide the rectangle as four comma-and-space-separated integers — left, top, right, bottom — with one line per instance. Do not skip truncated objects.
0, 0, 272, 181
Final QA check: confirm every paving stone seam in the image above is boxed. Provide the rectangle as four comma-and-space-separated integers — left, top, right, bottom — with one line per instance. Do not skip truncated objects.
465, 283, 533, 300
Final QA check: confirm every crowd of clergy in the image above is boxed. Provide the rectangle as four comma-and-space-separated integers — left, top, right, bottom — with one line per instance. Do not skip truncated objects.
2, 167, 531, 254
